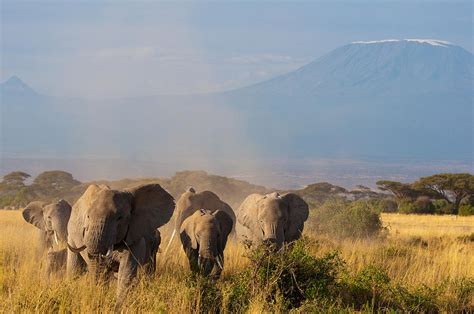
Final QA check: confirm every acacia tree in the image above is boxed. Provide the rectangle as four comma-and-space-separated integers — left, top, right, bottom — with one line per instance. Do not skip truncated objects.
1, 171, 31, 188
32, 170, 81, 198
376, 180, 419, 200
413, 173, 474, 214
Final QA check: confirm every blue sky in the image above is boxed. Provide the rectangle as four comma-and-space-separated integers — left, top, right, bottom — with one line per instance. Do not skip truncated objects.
1, 1, 472, 98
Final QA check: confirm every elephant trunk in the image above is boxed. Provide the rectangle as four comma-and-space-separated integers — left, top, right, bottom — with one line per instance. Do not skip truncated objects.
198, 233, 218, 276
262, 223, 285, 249
85, 222, 114, 256
88, 257, 103, 281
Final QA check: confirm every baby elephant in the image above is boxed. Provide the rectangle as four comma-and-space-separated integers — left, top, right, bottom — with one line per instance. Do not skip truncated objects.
180, 209, 233, 277
22, 199, 72, 276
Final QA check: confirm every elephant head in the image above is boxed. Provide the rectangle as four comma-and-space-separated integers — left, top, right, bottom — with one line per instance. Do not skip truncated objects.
67, 184, 175, 278
180, 209, 233, 276
237, 192, 308, 248
165, 187, 235, 253
22, 199, 72, 249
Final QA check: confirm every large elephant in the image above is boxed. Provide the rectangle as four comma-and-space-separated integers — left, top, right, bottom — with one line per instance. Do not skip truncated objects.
236, 192, 309, 249
66, 183, 174, 299
22, 199, 72, 275
180, 209, 233, 277
165, 187, 235, 252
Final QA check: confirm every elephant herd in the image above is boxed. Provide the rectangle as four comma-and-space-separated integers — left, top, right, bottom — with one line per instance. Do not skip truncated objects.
22, 183, 309, 302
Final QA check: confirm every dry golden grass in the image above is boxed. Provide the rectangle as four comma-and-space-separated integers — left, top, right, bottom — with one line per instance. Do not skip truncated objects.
0, 210, 473, 312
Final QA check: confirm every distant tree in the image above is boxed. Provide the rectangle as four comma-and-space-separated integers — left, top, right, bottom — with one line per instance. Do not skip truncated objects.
413, 173, 474, 215
32, 170, 81, 197
376, 180, 419, 200
1, 171, 31, 188
355, 185, 372, 192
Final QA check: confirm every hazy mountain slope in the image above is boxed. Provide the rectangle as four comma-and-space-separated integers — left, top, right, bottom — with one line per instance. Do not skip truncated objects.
221, 39, 473, 159
232, 39, 472, 98
1, 39, 472, 162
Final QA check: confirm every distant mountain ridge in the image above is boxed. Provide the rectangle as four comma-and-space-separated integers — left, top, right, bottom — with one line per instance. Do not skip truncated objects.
1, 39, 472, 163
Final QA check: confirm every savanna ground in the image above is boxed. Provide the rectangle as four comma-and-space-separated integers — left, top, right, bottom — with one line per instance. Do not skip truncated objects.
0, 211, 473, 312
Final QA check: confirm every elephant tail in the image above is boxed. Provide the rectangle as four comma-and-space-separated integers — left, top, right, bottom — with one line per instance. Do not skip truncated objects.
163, 229, 176, 255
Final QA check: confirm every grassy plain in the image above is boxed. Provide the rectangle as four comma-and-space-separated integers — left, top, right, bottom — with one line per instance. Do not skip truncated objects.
0, 210, 473, 312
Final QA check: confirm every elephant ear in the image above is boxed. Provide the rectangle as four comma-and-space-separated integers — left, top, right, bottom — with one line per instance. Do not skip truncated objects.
22, 201, 46, 230
180, 211, 198, 250
213, 210, 233, 251
236, 194, 262, 236
281, 193, 309, 242
126, 184, 175, 245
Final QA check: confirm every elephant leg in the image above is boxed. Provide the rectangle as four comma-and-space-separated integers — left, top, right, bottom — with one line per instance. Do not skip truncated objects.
185, 247, 199, 274
46, 249, 67, 277
66, 249, 86, 278
116, 238, 146, 302
144, 231, 160, 276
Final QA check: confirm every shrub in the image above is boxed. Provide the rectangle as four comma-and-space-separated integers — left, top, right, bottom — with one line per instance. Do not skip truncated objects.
399, 197, 435, 214
310, 199, 385, 239
237, 238, 343, 310
458, 204, 474, 216
341, 265, 391, 309
412, 196, 435, 214
376, 198, 398, 213
398, 199, 416, 214
432, 199, 454, 215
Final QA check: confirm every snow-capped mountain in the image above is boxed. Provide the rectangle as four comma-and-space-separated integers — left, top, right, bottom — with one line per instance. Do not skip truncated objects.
220, 39, 472, 160
1, 39, 472, 161
232, 39, 472, 98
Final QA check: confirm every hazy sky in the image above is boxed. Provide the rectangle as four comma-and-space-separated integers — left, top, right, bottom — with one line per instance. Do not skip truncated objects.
1, 1, 472, 98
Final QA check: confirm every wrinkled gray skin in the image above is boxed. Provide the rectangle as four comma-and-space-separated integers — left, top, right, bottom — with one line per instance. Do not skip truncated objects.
165, 187, 236, 253
22, 200, 71, 276
236, 192, 309, 249
180, 210, 233, 277
66, 184, 174, 301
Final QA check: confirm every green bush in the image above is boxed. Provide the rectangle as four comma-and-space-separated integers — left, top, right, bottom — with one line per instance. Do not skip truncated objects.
399, 197, 435, 214
376, 198, 398, 213
233, 238, 343, 310
310, 199, 385, 239
458, 204, 474, 216
432, 199, 454, 215
398, 199, 416, 214
413, 196, 435, 214
341, 265, 392, 309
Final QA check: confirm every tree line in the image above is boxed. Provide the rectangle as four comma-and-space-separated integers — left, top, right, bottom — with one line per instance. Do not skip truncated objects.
0, 170, 82, 208
1, 170, 473, 215
376, 173, 474, 215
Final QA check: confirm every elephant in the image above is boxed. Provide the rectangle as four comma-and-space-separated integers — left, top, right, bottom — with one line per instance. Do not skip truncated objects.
66, 183, 175, 300
236, 192, 309, 249
22, 199, 72, 275
180, 209, 233, 277
164, 187, 236, 253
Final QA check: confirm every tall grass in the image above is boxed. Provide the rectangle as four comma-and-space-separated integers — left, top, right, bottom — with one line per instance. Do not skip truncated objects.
0, 211, 473, 312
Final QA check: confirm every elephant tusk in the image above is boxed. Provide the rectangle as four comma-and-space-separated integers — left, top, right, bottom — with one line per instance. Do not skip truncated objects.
216, 255, 223, 270
198, 253, 201, 268
53, 231, 59, 245
163, 229, 176, 255
100, 246, 114, 258
67, 243, 86, 253
105, 247, 113, 257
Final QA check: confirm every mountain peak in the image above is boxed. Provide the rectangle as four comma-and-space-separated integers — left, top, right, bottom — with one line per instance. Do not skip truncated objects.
351, 39, 454, 47
1, 75, 37, 95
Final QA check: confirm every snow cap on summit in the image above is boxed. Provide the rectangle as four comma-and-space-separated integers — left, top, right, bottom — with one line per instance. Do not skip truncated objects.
352, 39, 453, 47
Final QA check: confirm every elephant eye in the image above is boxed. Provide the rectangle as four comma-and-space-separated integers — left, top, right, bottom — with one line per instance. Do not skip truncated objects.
117, 216, 123, 221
